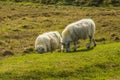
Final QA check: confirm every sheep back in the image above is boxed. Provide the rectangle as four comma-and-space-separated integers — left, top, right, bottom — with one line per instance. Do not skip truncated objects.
35, 31, 61, 53
62, 19, 95, 43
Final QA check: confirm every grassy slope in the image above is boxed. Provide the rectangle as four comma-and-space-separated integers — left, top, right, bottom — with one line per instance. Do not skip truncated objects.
0, 2, 120, 80
0, 2, 120, 55
0, 42, 120, 80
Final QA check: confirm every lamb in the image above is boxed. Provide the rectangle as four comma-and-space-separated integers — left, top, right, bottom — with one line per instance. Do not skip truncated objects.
35, 31, 62, 53
61, 19, 96, 52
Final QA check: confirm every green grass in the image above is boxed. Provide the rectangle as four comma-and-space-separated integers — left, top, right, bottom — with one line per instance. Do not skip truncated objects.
0, 2, 120, 79
0, 42, 120, 80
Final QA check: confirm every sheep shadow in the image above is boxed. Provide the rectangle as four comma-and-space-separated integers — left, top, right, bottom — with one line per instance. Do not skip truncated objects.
75, 47, 94, 52
65, 47, 94, 53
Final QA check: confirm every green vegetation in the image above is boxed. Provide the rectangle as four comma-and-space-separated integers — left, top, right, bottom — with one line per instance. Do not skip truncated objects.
0, 2, 120, 56
0, 42, 120, 80
0, 0, 120, 6
0, 2, 120, 80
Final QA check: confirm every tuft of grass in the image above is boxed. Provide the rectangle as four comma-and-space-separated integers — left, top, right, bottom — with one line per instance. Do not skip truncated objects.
0, 42, 120, 80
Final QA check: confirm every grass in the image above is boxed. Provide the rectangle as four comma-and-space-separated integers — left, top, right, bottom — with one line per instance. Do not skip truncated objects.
0, 2, 120, 80
0, 2, 120, 56
0, 42, 120, 80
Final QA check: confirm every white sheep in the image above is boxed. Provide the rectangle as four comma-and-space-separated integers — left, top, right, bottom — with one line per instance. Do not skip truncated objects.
35, 31, 62, 53
62, 19, 96, 52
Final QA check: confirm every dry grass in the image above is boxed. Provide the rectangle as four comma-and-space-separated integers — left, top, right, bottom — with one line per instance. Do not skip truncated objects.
0, 2, 120, 56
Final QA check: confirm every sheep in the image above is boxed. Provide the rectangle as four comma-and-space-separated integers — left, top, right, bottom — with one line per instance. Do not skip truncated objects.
61, 19, 96, 52
35, 31, 62, 53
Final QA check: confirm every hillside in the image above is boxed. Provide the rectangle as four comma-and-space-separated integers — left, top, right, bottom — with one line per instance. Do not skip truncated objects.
0, 42, 120, 80
0, 2, 120, 80
0, 2, 120, 56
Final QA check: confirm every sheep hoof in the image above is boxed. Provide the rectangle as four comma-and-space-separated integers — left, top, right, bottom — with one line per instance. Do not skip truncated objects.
94, 44, 97, 47
87, 46, 90, 49
86, 43, 91, 49
66, 50, 70, 53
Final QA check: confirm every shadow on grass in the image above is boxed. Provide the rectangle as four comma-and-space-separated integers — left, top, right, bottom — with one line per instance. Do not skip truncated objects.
64, 47, 94, 53
78, 47, 94, 52
65, 47, 94, 53
69, 47, 94, 53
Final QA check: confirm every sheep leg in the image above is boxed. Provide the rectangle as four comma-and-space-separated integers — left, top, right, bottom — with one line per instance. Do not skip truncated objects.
90, 35, 96, 47
73, 41, 77, 51
87, 36, 92, 48
50, 39, 53, 53
87, 36, 96, 48
66, 42, 70, 52
93, 38, 96, 47
61, 43, 64, 52
44, 46, 47, 53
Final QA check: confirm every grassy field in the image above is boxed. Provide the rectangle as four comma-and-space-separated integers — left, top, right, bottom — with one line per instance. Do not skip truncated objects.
0, 42, 120, 80
0, 2, 120, 56
0, 2, 120, 80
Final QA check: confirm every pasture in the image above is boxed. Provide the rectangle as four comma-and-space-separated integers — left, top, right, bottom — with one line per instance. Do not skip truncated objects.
0, 2, 120, 80
0, 42, 120, 80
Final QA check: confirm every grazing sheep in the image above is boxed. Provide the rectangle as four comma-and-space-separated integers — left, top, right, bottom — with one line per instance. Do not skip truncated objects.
35, 31, 62, 53
62, 19, 96, 52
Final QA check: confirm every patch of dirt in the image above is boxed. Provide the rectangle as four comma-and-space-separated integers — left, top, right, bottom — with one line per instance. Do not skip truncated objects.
0, 41, 4, 45
111, 33, 116, 37
12, 29, 21, 32
114, 37, 120, 41
21, 25, 33, 29
41, 12, 51, 17
23, 47, 34, 53
1, 50, 14, 56
0, 17, 4, 22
